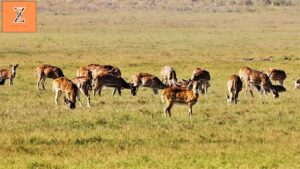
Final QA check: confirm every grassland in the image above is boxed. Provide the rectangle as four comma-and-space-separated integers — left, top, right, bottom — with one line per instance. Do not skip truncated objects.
0, 8, 300, 168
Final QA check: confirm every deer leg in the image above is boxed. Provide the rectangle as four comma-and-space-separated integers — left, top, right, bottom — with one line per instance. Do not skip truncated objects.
249, 84, 254, 98
55, 90, 62, 108
188, 103, 193, 118
9, 78, 13, 86
164, 101, 173, 118
37, 76, 42, 91
153, 88, 158, 95
117, 88, 121, 96
41, 77, 46, 90
77, 91, 83, 108
112, 88, 117, 96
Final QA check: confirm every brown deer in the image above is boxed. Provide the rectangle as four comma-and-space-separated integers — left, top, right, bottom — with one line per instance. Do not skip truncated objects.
295, 79, 300, 89
160, 66, 177, 86
79, 64, 121, 79
248, 70, 279, 98
35, 64, 64, 91
267, 68, 287, 85
162, 81, 201, 118
131, 73, 166, 95
226, 75, 243, 104
238, 66, 253, 96
0, 64, 19, 86
76, 66, 92, 80
93, 73, 136, 96
72, 76, 92, 108
191, 68, 211, 95
52, 77, 78, 109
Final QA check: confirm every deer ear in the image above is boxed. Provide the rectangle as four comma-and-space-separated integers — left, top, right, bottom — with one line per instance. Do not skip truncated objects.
15, 64, 19, 67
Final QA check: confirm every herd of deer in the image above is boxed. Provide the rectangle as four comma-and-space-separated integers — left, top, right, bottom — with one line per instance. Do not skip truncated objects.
0, 63, 299, 118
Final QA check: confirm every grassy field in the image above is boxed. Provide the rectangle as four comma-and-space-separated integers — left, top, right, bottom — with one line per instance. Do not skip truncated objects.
0, 8, 300, 168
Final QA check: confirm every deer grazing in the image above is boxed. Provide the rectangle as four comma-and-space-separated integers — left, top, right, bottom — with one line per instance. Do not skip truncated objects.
52, 77, 78, 109
160, 66, 177, 86
131, 73, 166, 95
267, 68, 287, 86
162, 80, 201, 118
0, 64, 19, 86
248, 70, 280, 98
191, 68, 211, 95
72, 76, 92, 108
93, 73, 136, 96
226, 75, 243, 104
35, 64, 64, 91
78, 64, 121, 80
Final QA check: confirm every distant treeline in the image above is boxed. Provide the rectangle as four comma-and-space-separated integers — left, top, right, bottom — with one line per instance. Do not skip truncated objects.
38, 0, 300, 13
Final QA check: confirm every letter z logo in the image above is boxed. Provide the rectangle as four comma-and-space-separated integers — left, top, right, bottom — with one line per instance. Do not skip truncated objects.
14, 7, 25, 23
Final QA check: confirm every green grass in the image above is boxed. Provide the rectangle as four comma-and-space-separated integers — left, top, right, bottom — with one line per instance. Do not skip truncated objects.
0, 9, 300, 168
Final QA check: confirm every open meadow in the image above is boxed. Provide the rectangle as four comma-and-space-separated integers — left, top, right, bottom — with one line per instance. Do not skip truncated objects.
0, 6, 300, 168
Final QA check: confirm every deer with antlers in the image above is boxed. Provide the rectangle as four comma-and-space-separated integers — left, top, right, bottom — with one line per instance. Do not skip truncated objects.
0, 64, 19, 86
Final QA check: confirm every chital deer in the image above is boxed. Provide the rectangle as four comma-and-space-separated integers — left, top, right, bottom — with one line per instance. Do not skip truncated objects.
162, 81, 201, 118
76, 66, 92, 80
248, 70, 279, 98
160, 66, 177, 86
72, 76, 92, 108
191, 68, 211, 95
93, 73, 136, 96
226, 75, 243, 104
0, 64, 19, 86
52, 77, 78, 109
131, 73, 166, 95
35, 64, 64, 91
267, 68, 287, 86
239, 66, 253, 96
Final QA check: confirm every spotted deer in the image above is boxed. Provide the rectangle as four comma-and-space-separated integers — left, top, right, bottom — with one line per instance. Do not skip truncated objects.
267, 68, 287, 86
248, 70, 279, 98
72, 76, 92, 108
226, 75, 243, 104
52, 77, 78, 109
160, 66, 177, 86
162, 81, 201, 118
191, 68, 211, 95
131, 73, 166, 95
76, 66, 92, 80
238, 66, 253, 96
0, 64, 19, 86
35, 64, 64, 91
93, 73, 136, 96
